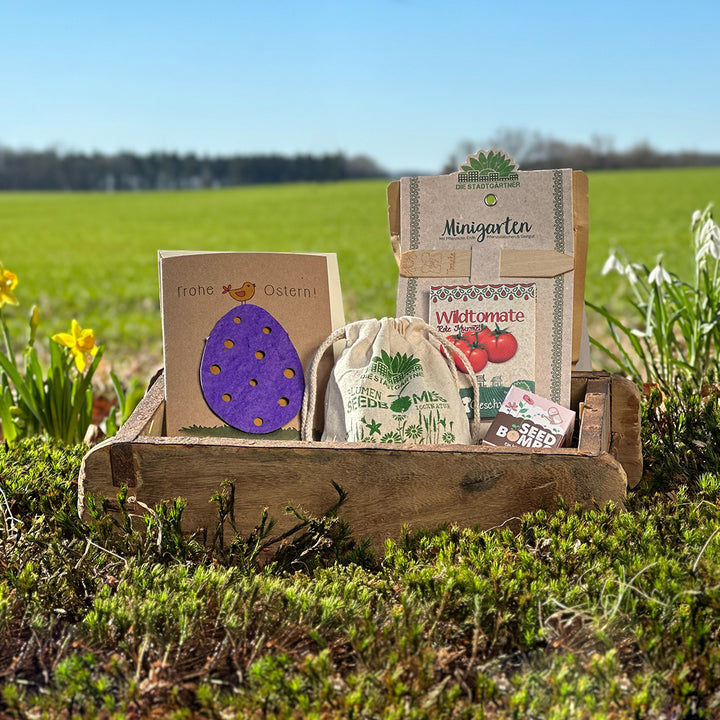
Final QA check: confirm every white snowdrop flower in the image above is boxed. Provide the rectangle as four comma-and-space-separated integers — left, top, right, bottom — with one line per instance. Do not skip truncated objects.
631, 328, 649, 338
648, 263, 671, 287
601, 252, 625, 276
695, 219, 720, 262
701, 218, 720, 245
692, 209, 702, 229
696, 240, 720, 263
625, 263, 642, 285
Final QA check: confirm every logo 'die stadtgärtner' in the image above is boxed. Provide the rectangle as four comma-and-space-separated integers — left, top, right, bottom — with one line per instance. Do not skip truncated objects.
456, 150, 520, 196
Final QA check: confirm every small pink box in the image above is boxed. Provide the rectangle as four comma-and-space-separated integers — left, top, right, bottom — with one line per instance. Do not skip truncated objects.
483, 386, 575, 449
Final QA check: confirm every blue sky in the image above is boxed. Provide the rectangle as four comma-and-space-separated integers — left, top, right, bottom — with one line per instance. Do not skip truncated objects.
2, 0, 718, 174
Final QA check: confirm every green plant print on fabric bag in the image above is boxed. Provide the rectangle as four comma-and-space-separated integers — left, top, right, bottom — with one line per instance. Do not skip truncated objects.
302, 316, 481, 444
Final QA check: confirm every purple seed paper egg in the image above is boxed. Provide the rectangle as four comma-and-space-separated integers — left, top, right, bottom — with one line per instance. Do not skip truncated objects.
200, 304, 305, 433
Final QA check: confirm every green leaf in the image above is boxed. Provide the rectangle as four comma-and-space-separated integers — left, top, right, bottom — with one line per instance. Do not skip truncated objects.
497, 158, 513, 175
588, 336, 639, 383
25, 348, 45, 400
0, 352, 44, 427
469, 157, 485, 172
110, 370, 126, 411
105, 411, 119, 437
0, 388, 18, 445
586, 301, 645, 383
68, 346, 104, 444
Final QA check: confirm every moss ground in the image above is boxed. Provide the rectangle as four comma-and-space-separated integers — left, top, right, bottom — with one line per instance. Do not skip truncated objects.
3, 384, 720, 717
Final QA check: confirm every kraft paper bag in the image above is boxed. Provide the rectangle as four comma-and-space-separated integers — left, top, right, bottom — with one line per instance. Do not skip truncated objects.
302, 316, 481, 445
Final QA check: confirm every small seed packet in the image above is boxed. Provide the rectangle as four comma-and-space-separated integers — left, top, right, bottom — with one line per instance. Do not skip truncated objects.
429, 283, 536, 418
482, 386, 575, 449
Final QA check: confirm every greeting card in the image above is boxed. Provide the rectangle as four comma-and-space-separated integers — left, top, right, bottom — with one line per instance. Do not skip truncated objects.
159, 251, 344, 438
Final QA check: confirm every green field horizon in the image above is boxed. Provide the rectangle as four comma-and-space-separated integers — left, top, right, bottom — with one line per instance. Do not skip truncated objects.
1, 167, 719, 381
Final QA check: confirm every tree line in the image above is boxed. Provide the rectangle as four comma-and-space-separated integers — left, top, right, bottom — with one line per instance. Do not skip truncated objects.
443, 129, 720, 174
1, 131, 719, 191
0, 148, 388, 191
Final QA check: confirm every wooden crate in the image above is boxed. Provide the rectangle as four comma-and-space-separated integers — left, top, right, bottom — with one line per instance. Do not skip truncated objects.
78, 370, 641, 549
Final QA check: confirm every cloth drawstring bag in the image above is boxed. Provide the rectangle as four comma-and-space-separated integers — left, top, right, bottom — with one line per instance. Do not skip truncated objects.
302, 316, 481, 444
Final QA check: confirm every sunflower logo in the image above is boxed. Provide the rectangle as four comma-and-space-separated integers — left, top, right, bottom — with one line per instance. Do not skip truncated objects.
461, 150, 518, 178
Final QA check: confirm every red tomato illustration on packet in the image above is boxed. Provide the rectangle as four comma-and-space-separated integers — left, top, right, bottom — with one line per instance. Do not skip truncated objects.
430, 283, 536, 418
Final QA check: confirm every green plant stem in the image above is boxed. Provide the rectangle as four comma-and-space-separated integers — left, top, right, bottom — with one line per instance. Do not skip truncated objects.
0, 309, 16, 369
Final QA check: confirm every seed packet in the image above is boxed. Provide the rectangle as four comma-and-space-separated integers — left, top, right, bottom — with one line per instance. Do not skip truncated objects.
429, 282, 536, 418
482, 386, 575, 449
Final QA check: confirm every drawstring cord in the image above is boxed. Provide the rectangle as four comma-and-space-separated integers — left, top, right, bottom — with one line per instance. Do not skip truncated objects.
301, 325, 349, 441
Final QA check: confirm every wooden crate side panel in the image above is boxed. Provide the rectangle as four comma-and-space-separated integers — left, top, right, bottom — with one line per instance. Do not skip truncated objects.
123, 373, 166, 440
140, 399, 165, 438
578, 378, 610, 454
570, 375, 589, 417
608, 374, 643, 487
77, 440, 114, 519
77, 369, 635, 543
127, 441, 626, 548
572, 371, 642, 486
77, 374, 167, 516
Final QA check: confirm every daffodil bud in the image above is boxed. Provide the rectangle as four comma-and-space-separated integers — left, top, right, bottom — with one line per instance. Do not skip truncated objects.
28, 305, 39, 347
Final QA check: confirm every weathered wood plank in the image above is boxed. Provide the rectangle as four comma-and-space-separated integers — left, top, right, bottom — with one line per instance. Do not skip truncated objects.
110, 442, 137, 488
608, 374, 643, 488
121, 372, 166, 440
577, 378, 610, 455
89, 439, 626, 548
571, 371, 642, 488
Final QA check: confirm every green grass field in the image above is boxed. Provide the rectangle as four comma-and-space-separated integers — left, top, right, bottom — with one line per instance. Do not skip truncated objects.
1, 168, 719, 380
4, 169, 720, 717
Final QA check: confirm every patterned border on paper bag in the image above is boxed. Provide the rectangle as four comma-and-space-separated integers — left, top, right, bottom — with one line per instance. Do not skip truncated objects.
550, 169, 566, 402
405, 176, 421, 315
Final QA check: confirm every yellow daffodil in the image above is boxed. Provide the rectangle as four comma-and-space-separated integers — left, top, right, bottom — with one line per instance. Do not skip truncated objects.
0, 262, 19, 307
52, 319, 98, 371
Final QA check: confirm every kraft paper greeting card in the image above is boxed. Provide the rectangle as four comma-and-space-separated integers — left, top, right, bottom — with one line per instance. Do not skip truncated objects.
159, 251, 344, 438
